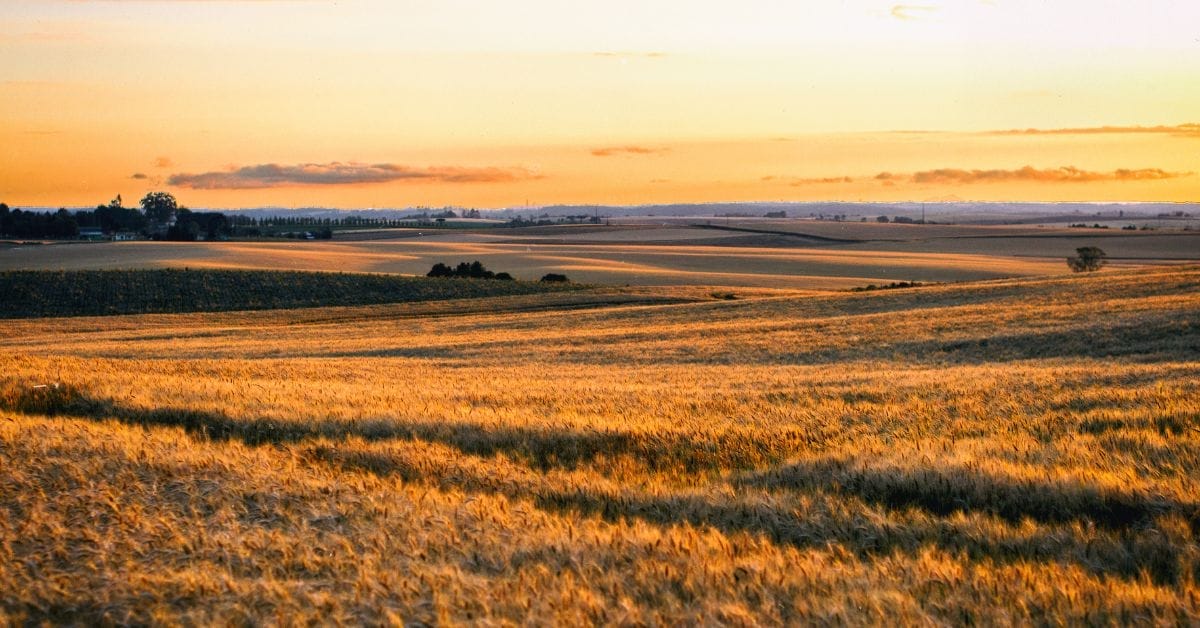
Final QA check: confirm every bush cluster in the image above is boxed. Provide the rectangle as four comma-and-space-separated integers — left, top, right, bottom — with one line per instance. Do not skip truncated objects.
850, 281, 924, 292
426, 261, 513, 280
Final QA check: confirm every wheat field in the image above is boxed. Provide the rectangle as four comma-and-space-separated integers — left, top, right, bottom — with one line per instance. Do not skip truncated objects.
2, 265, 1199, 624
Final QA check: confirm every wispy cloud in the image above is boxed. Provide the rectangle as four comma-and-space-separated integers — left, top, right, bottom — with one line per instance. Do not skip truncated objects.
890, 4, 936, 20
591, 51, 667, 59
130, 173, 149, 180
154, 157, 174, 168
763, 175, 854, 185
167, 162, 542, 190
988, 123, 1200, 138
590, 146, 670, 157
1, 80, 66, 89
903, 166, 1190, 184
68, 0, 315, 2
874, 123, 1199, 138
772, 166, 1191, 187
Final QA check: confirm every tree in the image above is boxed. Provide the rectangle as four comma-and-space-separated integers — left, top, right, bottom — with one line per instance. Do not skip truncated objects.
140, 191, 177, 224
427, 263, 453, 277
95, 200, 147, 233
540, 273, 569, 283
1067, 246, 1107, 272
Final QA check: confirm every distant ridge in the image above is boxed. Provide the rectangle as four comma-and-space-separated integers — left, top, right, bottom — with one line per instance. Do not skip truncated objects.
8, 201, 1196, 222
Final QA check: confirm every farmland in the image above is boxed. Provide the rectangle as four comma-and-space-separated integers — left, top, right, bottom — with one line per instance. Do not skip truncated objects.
2, 264, 1198, 623
6, 219, 1197, 290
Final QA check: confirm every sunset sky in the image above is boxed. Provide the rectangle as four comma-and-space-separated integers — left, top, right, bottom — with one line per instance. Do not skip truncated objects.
2, 1, 1198, 209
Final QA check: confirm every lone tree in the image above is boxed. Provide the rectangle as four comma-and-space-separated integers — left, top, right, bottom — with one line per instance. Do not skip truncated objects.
140, 191, 178, 225
1067, 246, 1107, 272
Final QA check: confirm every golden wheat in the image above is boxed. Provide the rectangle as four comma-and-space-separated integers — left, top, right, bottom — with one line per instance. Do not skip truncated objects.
1, 265, 1198, 624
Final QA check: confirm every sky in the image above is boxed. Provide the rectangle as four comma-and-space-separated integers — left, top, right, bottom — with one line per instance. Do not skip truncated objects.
2, 0, 1198, 209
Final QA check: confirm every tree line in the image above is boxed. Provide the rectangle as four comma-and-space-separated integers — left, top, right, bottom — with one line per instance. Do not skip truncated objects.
0, 193, 489, 241
0, 193, 228, 241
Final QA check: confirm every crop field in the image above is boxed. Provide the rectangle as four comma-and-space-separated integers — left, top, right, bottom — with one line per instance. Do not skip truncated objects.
2, 265, 1198, 624
0, 269, 581, 319
5, 220, 1197, 290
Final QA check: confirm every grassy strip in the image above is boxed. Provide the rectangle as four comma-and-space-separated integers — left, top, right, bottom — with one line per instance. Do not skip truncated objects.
0, 269, 582, 318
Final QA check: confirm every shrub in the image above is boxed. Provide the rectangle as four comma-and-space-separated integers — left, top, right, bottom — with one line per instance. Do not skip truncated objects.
850, 281, 924, 292
540, 273, 570, 283
1067, 247, 1107, 272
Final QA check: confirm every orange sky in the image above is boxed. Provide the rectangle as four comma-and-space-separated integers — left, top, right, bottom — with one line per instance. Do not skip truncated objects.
2, 1, 1198, 208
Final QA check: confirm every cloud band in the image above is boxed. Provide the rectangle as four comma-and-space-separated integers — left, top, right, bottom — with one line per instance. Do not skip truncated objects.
167, 162, 541, 189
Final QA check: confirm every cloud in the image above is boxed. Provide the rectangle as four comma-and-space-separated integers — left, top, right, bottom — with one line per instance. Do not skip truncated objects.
757, 165, 1187, 188
898, 166, 1190, 184
130, 173, 149, 180
1, 80, 66, 89
797, 177, 854, 185
590, 146, 670, 157
154, 156, 174, 168
591, 51, 667, 59
9, 29, 93, 44
763, 175, 853, 185
69, 0, 314, 2
988, 123, 1200, 138
167, 162, 542, 190
891, 4, 936, 20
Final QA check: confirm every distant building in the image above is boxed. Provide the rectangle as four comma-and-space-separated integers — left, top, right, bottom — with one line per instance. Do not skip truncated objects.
79, 227, 105, 241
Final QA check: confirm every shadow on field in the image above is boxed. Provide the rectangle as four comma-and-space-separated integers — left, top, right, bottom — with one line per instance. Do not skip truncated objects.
766, 317, 1200, 366
311, 445, 1195, 586
919, 318, 1200, 363
0, 382, 819, 472
6, 381, 1197, 584
740, 456, 1196, 532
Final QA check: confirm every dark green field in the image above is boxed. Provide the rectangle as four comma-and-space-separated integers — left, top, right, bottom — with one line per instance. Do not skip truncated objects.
0, 269, 580, 319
